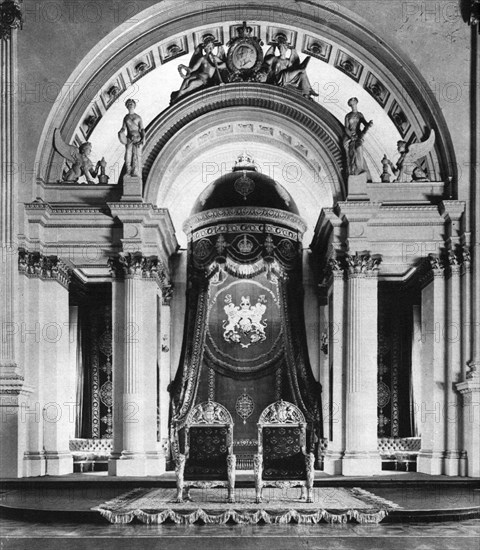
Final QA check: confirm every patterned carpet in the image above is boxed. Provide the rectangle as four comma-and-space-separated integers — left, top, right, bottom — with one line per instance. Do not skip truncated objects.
93, 486, 400, 524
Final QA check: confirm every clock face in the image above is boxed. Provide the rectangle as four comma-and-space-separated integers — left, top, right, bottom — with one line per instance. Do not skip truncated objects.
227, 37, 264, 74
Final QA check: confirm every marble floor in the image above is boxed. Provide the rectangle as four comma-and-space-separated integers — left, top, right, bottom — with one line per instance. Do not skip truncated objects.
1, 515, 480, 550
1, 474, 479, 549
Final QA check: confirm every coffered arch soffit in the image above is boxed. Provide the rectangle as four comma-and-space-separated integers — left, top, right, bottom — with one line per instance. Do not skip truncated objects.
35, 1, 455, 211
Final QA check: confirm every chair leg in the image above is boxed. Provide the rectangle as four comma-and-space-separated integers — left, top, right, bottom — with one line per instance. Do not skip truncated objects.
305, 452, 315, 503
253, 454, 262, 503
227, 454, 236, 503
175, 455, 186, 503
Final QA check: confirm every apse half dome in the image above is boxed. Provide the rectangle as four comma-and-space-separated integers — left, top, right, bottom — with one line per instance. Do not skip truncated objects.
190, 154, 300, 216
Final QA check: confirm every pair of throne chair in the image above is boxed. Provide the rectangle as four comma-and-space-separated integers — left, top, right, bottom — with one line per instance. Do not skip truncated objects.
173, 399, 315, 504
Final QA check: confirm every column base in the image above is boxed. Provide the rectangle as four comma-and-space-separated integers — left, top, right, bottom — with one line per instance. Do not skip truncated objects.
444, 450, 463, 476
417, 450, 444, 475
145, 451, 167, 475
108, 451, 149, 476
342, 451, 381, 476
45, 451, 73, 475
323, 450, 344, 475
24, 452, 46, 477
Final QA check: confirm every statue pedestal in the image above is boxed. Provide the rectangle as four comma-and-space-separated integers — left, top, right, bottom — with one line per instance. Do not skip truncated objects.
347, 174, 369, 201
121, 175, 143, 202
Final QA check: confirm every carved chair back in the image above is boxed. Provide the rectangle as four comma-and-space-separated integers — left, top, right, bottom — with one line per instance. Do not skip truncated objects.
173, 400, 236, 503
254, 400, 314, 502
257, 400, 307, 478
182, 400, 234, 478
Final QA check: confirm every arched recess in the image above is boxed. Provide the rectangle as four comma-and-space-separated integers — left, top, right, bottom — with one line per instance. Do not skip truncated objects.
34, 0, 457, 200
142, 84, 344, 244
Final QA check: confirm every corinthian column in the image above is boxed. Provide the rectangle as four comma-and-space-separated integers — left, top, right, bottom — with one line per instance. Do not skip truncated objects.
0, 0, 22, 375
0, 1, 31, 478
342, 253, 381, 476
108, 253, 166, 476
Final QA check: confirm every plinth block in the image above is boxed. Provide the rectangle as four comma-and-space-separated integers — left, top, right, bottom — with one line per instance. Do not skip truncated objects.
347, 173, 369, 201
121, 176, 143, 202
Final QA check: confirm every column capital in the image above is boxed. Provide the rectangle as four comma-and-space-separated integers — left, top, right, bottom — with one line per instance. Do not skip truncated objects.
108, 252, 159, 279
461, 244, 472, 274
108, 252, 173, 297
346, 252, 381, 278
456, 377, 480, 394
447, 250, 463, 275
469, 0, 480, 27
320, 256, 346, 284
18, 248, 70, 289
0, 0, 22, 40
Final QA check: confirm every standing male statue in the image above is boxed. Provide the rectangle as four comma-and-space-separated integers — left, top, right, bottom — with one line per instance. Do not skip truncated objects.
118, 99, 145, 177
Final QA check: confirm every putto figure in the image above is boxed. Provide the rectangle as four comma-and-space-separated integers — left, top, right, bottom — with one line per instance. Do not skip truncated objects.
343, 97, 373, 181
118, 99, 145, 177
171, 35, 227, 103
53, 129, 104, 184
262, 35, 318, 99
385, 130, 435, 182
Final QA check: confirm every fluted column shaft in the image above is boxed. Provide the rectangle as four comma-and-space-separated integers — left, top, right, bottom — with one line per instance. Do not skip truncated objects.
342, 255, 381, 476
122, 274, 144, 452
0, 10, 18, 371
445, 265, 464, 475
417, 265, 447, 475
108, 252, 169, 476
323, 267, 346, 475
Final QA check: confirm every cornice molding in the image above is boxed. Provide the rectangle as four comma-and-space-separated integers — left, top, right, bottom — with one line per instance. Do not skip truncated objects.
183, 206, 307, 235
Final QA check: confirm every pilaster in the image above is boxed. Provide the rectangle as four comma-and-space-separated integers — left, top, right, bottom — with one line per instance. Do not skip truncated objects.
18, 250, 73, 475
444, 252, 464, 476
417, 256, 447, 475
456, 377, 480, 477
319, 258, 346, 474
157, 285, 173, 470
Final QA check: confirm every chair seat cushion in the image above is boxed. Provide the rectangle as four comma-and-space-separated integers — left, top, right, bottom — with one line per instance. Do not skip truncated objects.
184, 456, 228, 479
263, 453, 306, 480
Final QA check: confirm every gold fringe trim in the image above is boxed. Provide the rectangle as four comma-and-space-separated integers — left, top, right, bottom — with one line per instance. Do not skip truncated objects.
94, 506, 391, 525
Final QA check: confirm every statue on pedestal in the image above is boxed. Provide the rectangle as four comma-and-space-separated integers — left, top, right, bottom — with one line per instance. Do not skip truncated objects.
118, 99, 145, 177
53, 129, 106, 184
380, 154, 392, 182
262, 35, 318, 99
343, 97, 373, 181
171, 36, 227, 104
384, 130, 435, 182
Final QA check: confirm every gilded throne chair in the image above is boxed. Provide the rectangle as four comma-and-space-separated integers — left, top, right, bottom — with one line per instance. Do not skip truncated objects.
254, 400, 315, 503
173, 400, 236, 503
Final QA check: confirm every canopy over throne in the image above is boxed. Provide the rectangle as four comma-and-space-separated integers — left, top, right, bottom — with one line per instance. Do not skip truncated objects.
169, 154, 322, 469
